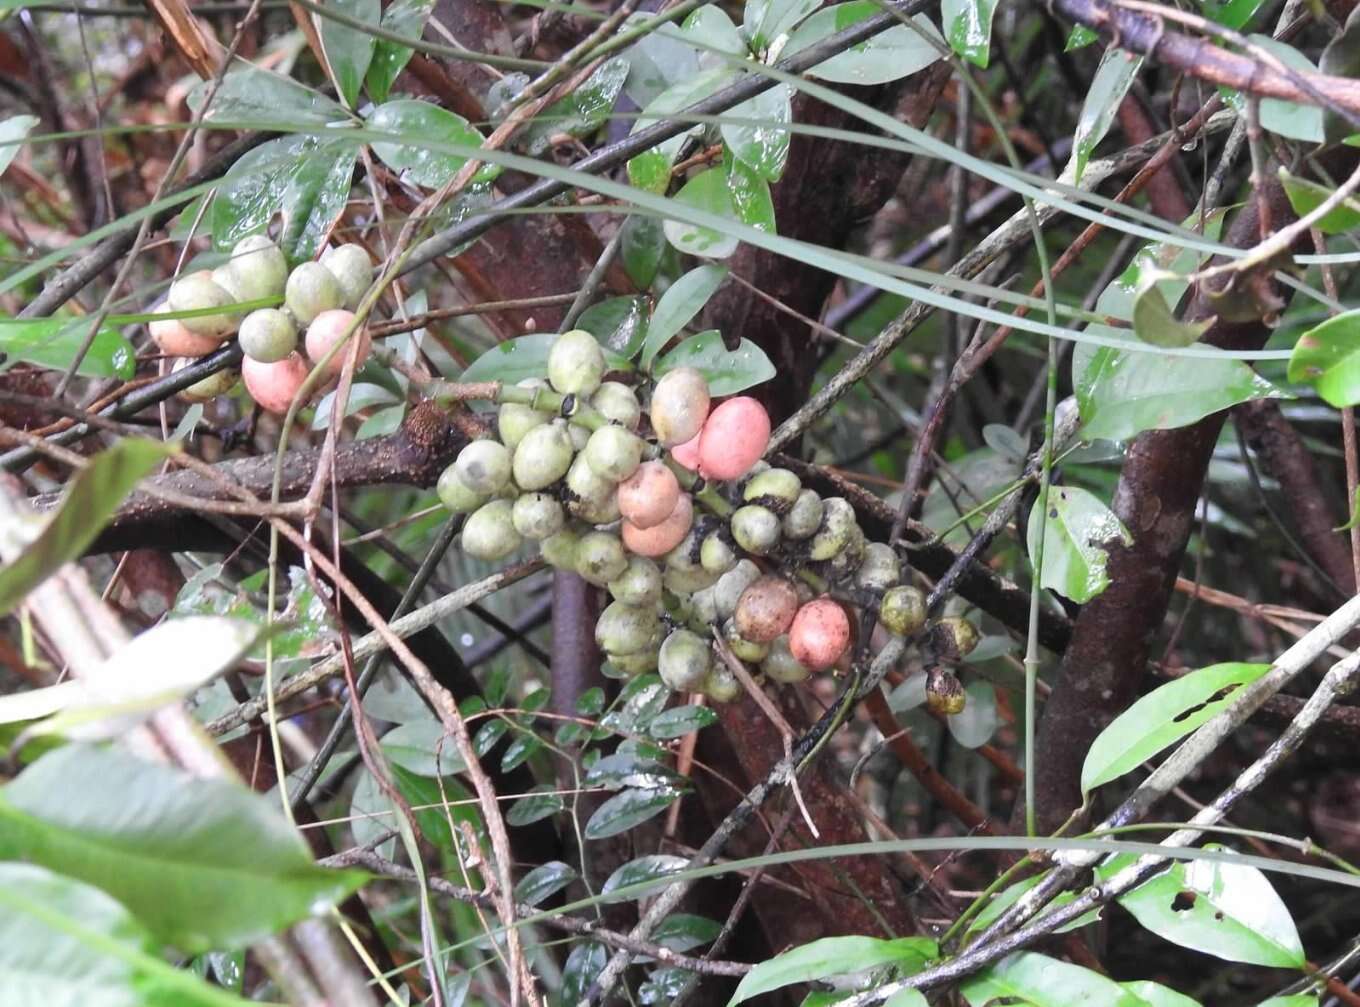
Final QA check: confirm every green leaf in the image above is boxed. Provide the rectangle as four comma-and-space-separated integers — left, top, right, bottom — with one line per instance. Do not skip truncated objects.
585, 751, 680, 790
518, 57, 629, 156
1204, 0, 1267, 30
653, 913, 721, 952
1279, 170, 1360, 235
1122, 980, 1202, 1007
602, 854, 689, 902
621, 10, 700, 108
647, 703, 718, 739
725, 146, 777, 234
664, 167, 741, 259
506, 784, 564, 826
1256, 997, 1318, 1007
0, 744, 365, 952
621, 215, 666, 288
381, 719, 466, 777
783, 3, 943, 85
514, 861, 577, 906
1289, 308, 1360, 408
0, 316, 135, 379
562, 942, 607, 1006
369, 99, 497, 188
655, 329, 776, 395
942, 0, 998, 66
743, 0, 819, 55
961, 952, 1149, 1006
1081, 662, 1270, 794
0, 863, 252, 1007
626, 68, 741, 194
729, 936, 937, 1006
681, 6, 747, 56
1026, 486, 1132, 604
365, 0, 435, 103
884, 994, 929, 1007
1339, 487, 1360, 533
721, 83, 793, 182
643, 264, 728, 368
189, 64, 347, 129
1069, 47, 1143, 184
1118, 849, 1305, 967
1253, 36, 1324, 143
1065, 23, 1098, 50
317, 0, 378, 107
1131, 271, 1213, 348
0, 114, 38, 178
0, 439, 174, 617
946, 679, 999, 748
584, 786, 684, 840
459, 332, 631, 384
211, 134, 359, 264
966, 873, 1101, 936
578, 295, 649, 361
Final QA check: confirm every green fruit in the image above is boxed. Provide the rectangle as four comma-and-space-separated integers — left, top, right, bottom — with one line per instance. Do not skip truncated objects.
438, 462, 487, 513
175, 360, 238, 402
320, 243, 373, 310
168, 272, 236, 337
566, 453, 620, 523
569, 422, 590, 452
238, 308, 298, 363
880, 585, 927, 637
498, 379, 552, 449
595, 600, 661, 655
454, 439, 513, 495
226, 235, 288, 302
723, 618, 769, 662
584, 424, 643, 482
824, 523, 866, 578
761, 636, 810, 683
688, 586, 718, 629
808, 497, 857, 561
211, 265, 244, 303
703, 665, 740, 703
855, 542, 901, 593
512, 492, 565, 540
731, 505, 781, 555
610, 650, 659, 677
463, 499, 521, 560
608, 556, 663, 608
576, 531, 628, 586
783, 489, 824, 540
284, 261, 344, 325
713, 560, 761, 621
743, 468, 801, 510
649, 367, 710, 447
513, 420, 574, 491
663, 529, 719, 593
591, 381, 641, 429
931, 617, 980, 660
700, 532, 737, 575
547, 329, 606, 396
926, 667, 966, 715
658, 629, 711, 692
540, 527, 581, 569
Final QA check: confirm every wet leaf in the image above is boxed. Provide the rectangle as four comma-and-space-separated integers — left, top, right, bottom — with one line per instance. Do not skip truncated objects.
621, 214, 666, 288
173, 565, 335, 664
600, 676, 671, 734
663, 167, 741, 259
584, 786, 683, 839
783, 3, 943, 85
1288, 308, 1360, 408
647, 703, 718, 739
506, 785, 564, 826
680, 6, 746, 57
1131, 271, 1213, 348
1123, 981, 1202, 1007
653, 913, 721, 952
460, 331, 632, 384
1069, 47, 1143, 184
942, 0, 997, 67
381, 720, 465, 777
365, 0, 435, 104
946, 679, 998, 748
368, 99, 498, 188
961, 952, 1149, 1006
655, 329, 775, 395
729, 936, 937, 1005
620, 10, 700, 108
514, 860, 577, 906
1026, 486, 1132, 604
1065, 23, 1098, 50
1081, 662, 1270, 794
585, 751, 680, 790
626, 68, 741, 195
743, 0, 820, 56
189, 64, 346, 128
642, 264, 727, 368
578, 296, 649, 361
561, 942, 607, 1006
721, 82, 792, 182
518, 57, 629, 156
0, 114, 38, 178
316, 0, 378, 108
0, 316, 134, 380
1280, 171, 1360, 235
602, 854, 689, 902
725, 147, 776, 234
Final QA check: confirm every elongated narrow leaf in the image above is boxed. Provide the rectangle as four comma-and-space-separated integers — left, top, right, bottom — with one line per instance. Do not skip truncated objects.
584, 786, 683, 839
643, 264, 728, 368
0, 316, 135, 380
1256, 997, 1318, 1007
1026, 486, 1132, 603
942, 0, 998, 66
602, 854, 689, 902
316, 0, 379, 108
365, 0, 435, 103
1118, 851, 1305, 967
0, 440, 175, 617
0, 114, 38, 178
0, 744, 366, 952
1289, 308, 1360, 408
1068, 48, 1143, 184
729, 936, 936, 1005
961, 952, 1149, 1006
1123, 980, 1203, 1006
783, 3, 943, 85
1081, 662, 1270, 794
655, 329, 775, 395
189, 64, 347, 128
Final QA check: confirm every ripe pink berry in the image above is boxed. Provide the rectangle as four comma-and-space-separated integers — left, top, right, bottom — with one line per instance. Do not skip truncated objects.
242, 352, 313, 414
149, 314, 221, 357
305, 309, 371, 376
621, 493, 693, 557
788, 598, 851, 672
698, 397, 770, 481
617, 461, 681, 530
734, 576, 800, 643
670, 431, 701, 471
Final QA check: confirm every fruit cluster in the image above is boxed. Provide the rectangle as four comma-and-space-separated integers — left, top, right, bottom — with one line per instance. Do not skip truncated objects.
150, 235, 376, 412
437, 331, 977, 702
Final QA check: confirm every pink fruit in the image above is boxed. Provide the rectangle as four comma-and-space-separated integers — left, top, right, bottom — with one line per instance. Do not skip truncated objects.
698, 397, 770, 481
305, 309, 371, 376
734, 576, 800, 643
622, 493, 693, 557
617, 461, 681, 530
671, 432, 701, 471
149, 314, 222, 357
242, 352, 313, 414
788, 598, 851, 672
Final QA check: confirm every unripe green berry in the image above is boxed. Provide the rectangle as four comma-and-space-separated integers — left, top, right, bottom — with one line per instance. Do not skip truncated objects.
284, 261, 344, 325
880, 585, 927, 637
576, 531, 628, 586
700, 532, 737, 575
664, 564, 719, 596
808, 497, 857, 561
595, 600, 661, 655
584, 424, 643, 482
498, 379, 551, 449
547, 329, 606, 396
783, 489, 824, 540
649, 367, 710, 447
703, 665, 740, 703
174, 358, 239, 402
226, 235, 288, 302
540, 527, 581, 569
512, 492, 565, 540
688, 586, 718, 629
320, 243, 373, 310
610, 650, 658, 677
723, 618, 769, 662
454, 439, 513, 495
658, 629, 711, 692
930, 617, 980, 661
731, 505, 781, 555
591, 381, 641, 429
462, 499, 521, 560
438, 462, 487, 513
761, 635, 810, 683
168, 272, 236, 337
211, 265, 244, 303
513, 420, 574, 491
825, 523, 866, 579
713, 560, 761, 621
855, 542, 901, 593
566, 452, 620, 523
608, 556, 662, 608
569, 422, 590, 452
238, 308, 298, 363
743, 468, 801, 510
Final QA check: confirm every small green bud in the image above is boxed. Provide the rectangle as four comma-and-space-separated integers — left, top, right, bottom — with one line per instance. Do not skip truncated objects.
576, 531, 628, 586
226, 235, 288, 302
284, 261, 345, 325
659, 629, 712, 692
512, 492, 565, 540
608, 556, 663, 608
438, 462, 487, 513
703, 664, 740, 703
320, 243, 374, 310
761, 636, 810, 683
782, 489, 824, 540
462, 499, 521, 560
454, 439, 513, 495
591, 381, 641, 429
610, 650, 659, 677
513, 420, 575, 491
880, 585, 928, 637
808, 497, 857, 561
713, 560, 761, 621
743, 468, 801, 510
595, 600, 661, 655
540, 527, 581, 569
238, 308, 298, 363
700, 532, 738, 575
584, 424, 643, 482
855, 542, 900, 593
498, 379, 551, 449
723, 617, 769, 662
731, 505, 781, 555
168, 272, 236, 337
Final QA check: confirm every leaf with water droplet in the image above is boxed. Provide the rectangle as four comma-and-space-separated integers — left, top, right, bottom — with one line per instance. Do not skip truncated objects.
584, 787, 684, 839
317, 0, 379, 108
365, 0, 436, 104
942, 0, 998, 67
1026, 485, 1131, 604
368, 99, 499, 188
783, 3, 943, 85
655, 329, 775, 395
